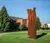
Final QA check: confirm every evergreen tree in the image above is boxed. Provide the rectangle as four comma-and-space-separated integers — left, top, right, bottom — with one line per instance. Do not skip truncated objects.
36, 17, 41, 30
0, 6, 10, 31
0, 10, 2, 30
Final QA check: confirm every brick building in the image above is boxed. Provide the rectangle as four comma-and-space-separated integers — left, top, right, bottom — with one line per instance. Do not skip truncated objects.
41, 24, 48, 30
9, 16, 25, 26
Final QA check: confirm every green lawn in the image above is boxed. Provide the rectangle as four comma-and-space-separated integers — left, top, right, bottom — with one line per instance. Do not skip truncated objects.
0, 30, 50, 43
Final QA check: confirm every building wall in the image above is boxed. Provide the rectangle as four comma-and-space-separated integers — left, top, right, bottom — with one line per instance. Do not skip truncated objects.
17, 19, 24, 26
26, 19, 29, 28
41, 24, 48, 28
47, 24, 50, 28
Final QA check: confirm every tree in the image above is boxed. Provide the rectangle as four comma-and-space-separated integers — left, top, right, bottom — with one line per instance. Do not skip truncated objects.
36, 17, 41, 30
20, 24, 27, 31
9, 20, 17, 31
0, 6, 10, 32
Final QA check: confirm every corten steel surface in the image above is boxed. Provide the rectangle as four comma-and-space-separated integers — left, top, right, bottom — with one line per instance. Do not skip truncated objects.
27, 8, 36, 39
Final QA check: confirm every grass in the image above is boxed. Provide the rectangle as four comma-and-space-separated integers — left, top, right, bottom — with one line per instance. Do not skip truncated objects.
0, 30, 50, 43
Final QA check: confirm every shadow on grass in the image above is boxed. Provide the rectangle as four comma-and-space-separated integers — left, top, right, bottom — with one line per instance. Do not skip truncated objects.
37, 33, 47, 39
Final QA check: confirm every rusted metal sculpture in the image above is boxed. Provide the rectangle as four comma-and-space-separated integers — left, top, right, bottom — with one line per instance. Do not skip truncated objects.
27, 8, 36, 39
